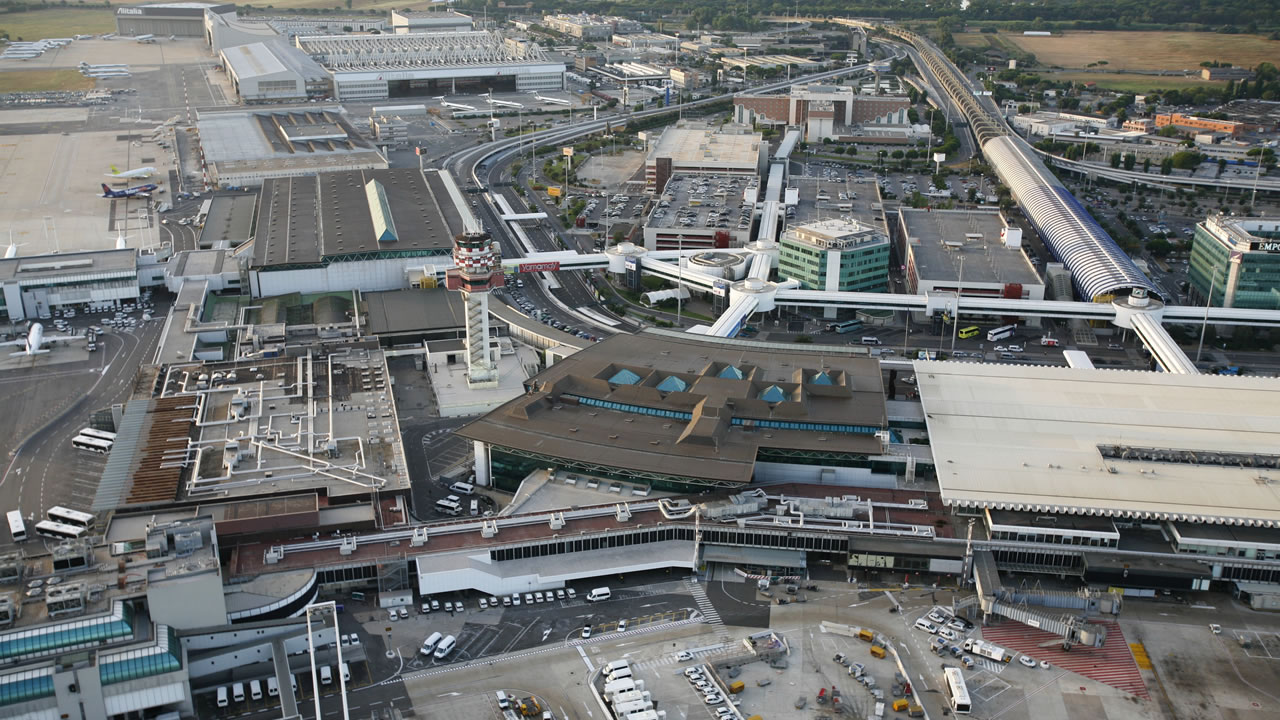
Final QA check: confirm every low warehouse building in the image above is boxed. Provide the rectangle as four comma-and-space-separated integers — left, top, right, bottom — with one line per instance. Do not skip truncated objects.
116, 2, 233, 37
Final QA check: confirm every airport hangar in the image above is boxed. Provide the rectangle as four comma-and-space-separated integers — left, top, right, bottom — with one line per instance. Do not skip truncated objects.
293, 31, 566, 102
116, 2, 234, 37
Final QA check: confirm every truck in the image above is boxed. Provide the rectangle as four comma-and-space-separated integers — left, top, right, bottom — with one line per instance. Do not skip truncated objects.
965, 638, 1013, 663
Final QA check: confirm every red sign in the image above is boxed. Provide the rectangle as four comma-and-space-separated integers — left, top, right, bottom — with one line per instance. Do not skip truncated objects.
519, 261, 560, 273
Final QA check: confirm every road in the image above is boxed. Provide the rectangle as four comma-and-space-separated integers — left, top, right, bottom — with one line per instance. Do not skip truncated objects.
439, 60, 897, 337
0, 304, 165, 546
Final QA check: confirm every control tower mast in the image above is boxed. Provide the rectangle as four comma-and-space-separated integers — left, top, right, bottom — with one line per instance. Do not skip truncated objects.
445, 231, 504, 388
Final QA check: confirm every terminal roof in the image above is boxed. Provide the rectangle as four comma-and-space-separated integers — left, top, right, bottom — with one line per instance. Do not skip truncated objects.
457, 332, 887, 485
917, 361, 1280, 525
251, 168, 462, 268
899, 208, 1042, 286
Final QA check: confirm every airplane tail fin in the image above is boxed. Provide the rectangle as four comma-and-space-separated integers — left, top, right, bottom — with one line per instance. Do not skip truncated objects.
102, 184, 113, 195
110, 165, 119, 174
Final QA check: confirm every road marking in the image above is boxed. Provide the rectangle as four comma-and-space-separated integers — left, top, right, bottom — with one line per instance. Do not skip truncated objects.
577, 645, 593, 672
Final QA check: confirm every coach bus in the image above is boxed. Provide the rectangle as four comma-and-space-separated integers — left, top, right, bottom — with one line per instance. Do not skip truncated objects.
958, 325, 981, 339
828, 319, 864, 334
78, 428, 117, 443
6, 511, 26, 543
943, 666, 971, 714
71, 435, 113, 454
47, 506, 94, 529
34, 520, 87, 540
987, 324, 1018, 342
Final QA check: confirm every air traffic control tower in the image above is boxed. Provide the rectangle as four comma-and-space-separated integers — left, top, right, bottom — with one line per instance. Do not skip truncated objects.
445, 231, 504, 388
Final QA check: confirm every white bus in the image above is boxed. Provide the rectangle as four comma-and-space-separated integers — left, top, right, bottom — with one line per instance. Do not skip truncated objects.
434, 498, 462, 517
34, 520, 87, 540
71, 435, 113, 454
7, 510, 27, 542
943, 666, 971, 714
79, 428, 117, 442
987, 324, 1018, 342
47, 506, 94, 528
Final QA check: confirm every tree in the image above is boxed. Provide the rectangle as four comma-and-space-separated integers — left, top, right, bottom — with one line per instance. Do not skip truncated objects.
1217, 158, 1227, 176
1142, 158, 1151, 173
1123, 153, 1136, 171
1161, 157, 1174, 175
1110, 152, 1122, 169
1170, 151, 1203, 170
1147, 238, 1173, 256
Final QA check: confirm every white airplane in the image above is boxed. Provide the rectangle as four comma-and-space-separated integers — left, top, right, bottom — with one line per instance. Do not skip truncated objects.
440, 101, 476, 111
482, 93, 523, 109
533, 93, 571, 106
105, 165, 156, 179
2, 323, 77, 357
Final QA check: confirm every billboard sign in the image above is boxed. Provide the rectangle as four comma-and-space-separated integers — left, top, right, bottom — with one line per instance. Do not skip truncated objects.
562, 147, 574, 157
1250, 241, 1280, 253
519, 261, 561, 273
625, 257, 638, 271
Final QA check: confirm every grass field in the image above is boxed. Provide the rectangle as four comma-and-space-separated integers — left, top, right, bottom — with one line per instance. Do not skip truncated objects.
957, 31, 1279, 72
1048, 72, 1222, 94
0, 68, 94, 92
0, 7, 115, 41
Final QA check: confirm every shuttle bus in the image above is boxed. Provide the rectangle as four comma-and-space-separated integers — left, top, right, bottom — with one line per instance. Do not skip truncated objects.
6, 510, 26, 542
943, 666, 971, 714
958, 326, 981, 339
34, 520, 87, 540
434, 498, 462, 517
987, 324, 1017, 342
47, 506, 94, 529
828, 319, 863, 334
71, 435, 113, 454
79, 428, 117, 443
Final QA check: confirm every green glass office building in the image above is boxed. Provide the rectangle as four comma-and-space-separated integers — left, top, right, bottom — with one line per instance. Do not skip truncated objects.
778, 218, 890, 293
1189, 215, 1280, 309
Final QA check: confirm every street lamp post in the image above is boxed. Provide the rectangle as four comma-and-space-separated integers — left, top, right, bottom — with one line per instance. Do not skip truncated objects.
1195, 269, 1218, 364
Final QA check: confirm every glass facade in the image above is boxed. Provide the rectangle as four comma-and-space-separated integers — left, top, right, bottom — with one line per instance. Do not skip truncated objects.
0, 601, 135, 664
99, 626, 182, 685
778, 237, 889, 292
1189, 222, 1280, 310
0, 668, 54, 707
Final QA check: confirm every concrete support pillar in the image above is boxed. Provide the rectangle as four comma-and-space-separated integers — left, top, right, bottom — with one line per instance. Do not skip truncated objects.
473, 440, 491, 487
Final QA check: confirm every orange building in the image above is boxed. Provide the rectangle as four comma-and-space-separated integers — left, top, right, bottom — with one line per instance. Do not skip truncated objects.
1154, 113, 1245, 138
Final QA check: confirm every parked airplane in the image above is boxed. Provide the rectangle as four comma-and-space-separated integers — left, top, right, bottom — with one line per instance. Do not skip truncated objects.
1, 323, 76, 357
134, 34, 155, 44
482, 92, 523, 109
440, 101, 476, 111
101, 183, 158, 199
105, 165, 156, 179
533, 93, 571, 106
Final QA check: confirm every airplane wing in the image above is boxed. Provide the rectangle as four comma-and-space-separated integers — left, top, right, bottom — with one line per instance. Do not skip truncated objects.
43, 334, 81, 343
0, 338, 26, 348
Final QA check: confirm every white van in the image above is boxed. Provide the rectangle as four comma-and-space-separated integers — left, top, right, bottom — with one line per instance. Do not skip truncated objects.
233, 682, 246, 702
470, 499, 479, 516
449, 481, 475, 496
606, 666, 634, 682
250, 679, 263, 700
434, 634, 457, 659
496, 690, 512, 710
216, 686, 229, 708
587, 587, 611, 602
266, 676, 279, 697
319, 665, 333, 685
340, 663, 350, 683
420, 631, 444, 656
860, 336, 882, 345
604, 660, 631, 675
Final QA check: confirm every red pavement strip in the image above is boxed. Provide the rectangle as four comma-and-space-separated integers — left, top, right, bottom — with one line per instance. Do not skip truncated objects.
980, 620, 1149, 699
